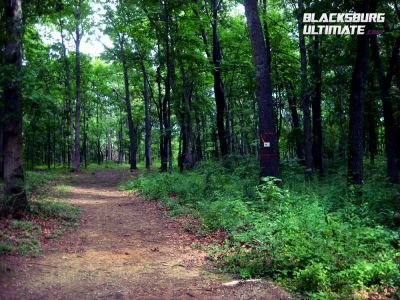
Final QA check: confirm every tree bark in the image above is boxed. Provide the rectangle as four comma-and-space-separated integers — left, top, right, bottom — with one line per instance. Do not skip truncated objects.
365, 74, 377, 164
262, 0, 271, 73
212, 0, 228, 156
72, 1, 82, 172
59, 18, 73, 169
119, 35, 137, 170
2, 0, 28, 217
297, 0, 312, 177
311, 36, 324, 175
244, 0, 279, 178
194, 0, 227, 156
337, 74, 346, 159
142, 63, 152, 169
347, 1, 370, 185
162, 1, 174, 172
0, 108, 4, 179
370, 35, 400, 182
106, 127, 111, 161
287, 81, 304, 160
179, 59, 195, 169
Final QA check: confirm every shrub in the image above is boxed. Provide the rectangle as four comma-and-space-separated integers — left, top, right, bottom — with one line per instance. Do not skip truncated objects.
122, 157, 400, 298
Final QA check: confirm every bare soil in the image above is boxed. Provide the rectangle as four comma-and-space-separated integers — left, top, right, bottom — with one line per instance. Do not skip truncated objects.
0, 169, 292, 300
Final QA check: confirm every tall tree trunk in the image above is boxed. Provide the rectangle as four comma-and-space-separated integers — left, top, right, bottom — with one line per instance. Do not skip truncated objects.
46, 122, 51, 169
287, 81, 304, 160
370, 36, 400, 182
72, 2, 82, 172
337, 76, 346, 159
244, 0, 279, 178
106, 127, 111, 161
156, 63, 166, 171
119, 36, 137, 170
2, 0, 28, 217
212, 0, 228, 156
347, 1, 370, 185
83, 109, 87, 168
0, 10, 4, 179
311, 36, 324, 175
365, 74, 377, 164
142, 63, 152, 169
118, 110, 123, 164
194, 108, 203, 161
59, 18, 73, 169
297, 0, 312, 177
163, 2, 173, 171
262, 0, 272, 73
0, 108, 4, 179
96, 102, 101, 164
194, 0, 227, 156
179, 60, 194, 170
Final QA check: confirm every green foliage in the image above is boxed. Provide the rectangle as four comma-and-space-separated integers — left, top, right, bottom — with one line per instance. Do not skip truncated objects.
27, 171, 80, 225
25, 171, 57, 196
1, 170, 80, 256
31, 199, 80, 226
123, 158, 400, 298
0, 241, 13, 253
0, 220, 41, 256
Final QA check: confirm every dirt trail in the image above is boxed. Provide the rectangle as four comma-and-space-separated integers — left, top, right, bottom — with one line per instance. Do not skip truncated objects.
0, 169, 291, 300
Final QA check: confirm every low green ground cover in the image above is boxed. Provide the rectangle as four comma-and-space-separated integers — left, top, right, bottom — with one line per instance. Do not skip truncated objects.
0, 170, 80, 256
121, 156, 399, 299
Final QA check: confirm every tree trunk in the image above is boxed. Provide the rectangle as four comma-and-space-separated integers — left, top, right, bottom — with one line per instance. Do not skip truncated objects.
347, 0, 370, 185
311, 36, 324, 175
337, 77, 346, 159
194, 0, 227, 156
194, 108, 203, 161
119, 36, 137, 170
287, 81, 304, 160
83, 109, 87, 168
0, 110, 4, 179
262, 0, 272, 73
156, 63, 167, 171
162, 2, 174, 172
59, 18, 73, 169
297, 0, 313, 177
118, 112, 123, 164
106, 127, 111, 161
179, 60, 194, 169
370, 35, 400, 182
72, 2, 82, 172
244, 0, 279, 178
142, 63, 152, 169
212, 0, 228, 156
2, 0, 28, 217
365, 74, 377, 164
46, 122, 51, 169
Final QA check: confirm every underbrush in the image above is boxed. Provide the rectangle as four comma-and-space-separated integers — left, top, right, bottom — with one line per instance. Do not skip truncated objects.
121, 156, 400, 299
0, 170, 80, 256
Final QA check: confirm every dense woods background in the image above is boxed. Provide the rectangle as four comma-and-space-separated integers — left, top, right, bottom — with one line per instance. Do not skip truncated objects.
1, 0, 400, 298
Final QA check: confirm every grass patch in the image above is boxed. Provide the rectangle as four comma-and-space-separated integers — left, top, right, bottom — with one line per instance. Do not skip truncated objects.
0, 220, 41, 256
1, 170, 80, 257
121, 156, 400, 299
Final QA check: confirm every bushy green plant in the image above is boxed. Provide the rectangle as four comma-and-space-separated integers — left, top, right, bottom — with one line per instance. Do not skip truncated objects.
122, 157, 400, 298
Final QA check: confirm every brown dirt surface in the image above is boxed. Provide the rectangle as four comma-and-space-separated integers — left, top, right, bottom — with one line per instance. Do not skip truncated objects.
0, 169, 292, 300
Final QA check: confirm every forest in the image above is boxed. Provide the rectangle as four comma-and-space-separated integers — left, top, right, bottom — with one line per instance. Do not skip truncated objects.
0, 0, 399, 299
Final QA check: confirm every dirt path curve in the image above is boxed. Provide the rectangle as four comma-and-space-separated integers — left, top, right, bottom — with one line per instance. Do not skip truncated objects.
0, 169, 291, 300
